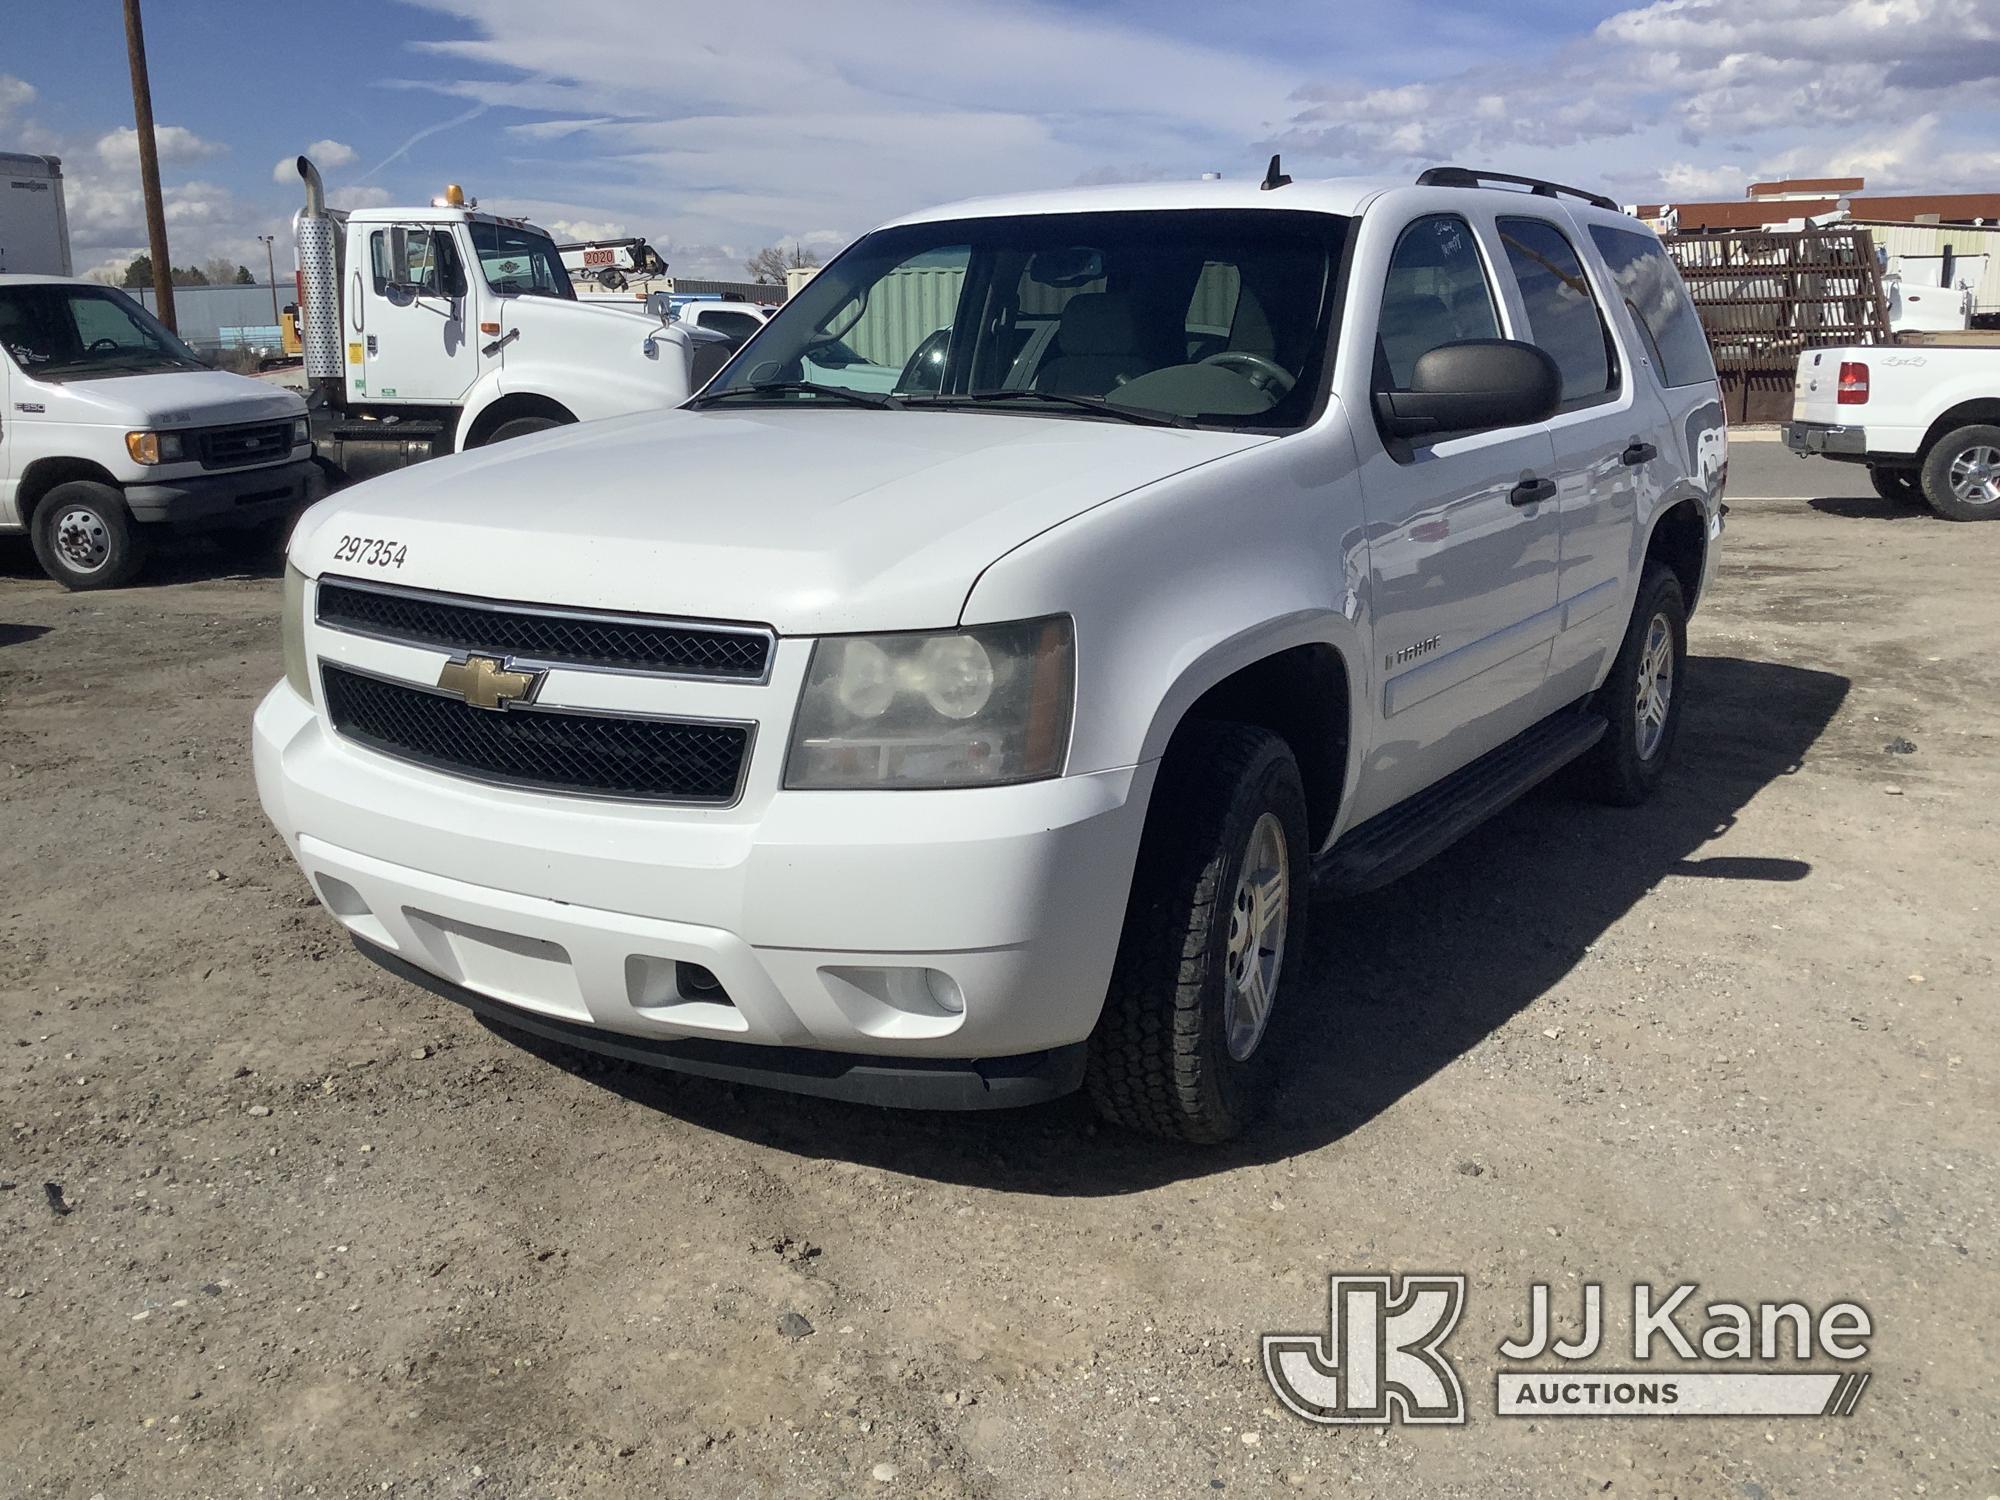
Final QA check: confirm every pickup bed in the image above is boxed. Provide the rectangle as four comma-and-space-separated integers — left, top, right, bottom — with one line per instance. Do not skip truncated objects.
1784, 339, 2000, 519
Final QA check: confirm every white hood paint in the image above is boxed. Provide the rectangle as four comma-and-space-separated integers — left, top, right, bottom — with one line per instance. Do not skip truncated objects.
31, 367, 305, 428
292, 407, 1268, 634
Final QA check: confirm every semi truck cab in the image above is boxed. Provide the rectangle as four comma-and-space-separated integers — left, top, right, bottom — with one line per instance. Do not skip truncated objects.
292, 161, 701, 484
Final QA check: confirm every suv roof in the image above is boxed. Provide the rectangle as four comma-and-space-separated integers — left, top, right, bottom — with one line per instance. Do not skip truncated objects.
885, 167, 1635, 231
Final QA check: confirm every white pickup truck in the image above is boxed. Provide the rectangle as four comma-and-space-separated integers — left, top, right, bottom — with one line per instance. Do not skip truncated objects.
1783, 342, 2000, 519
256, 166, 1725, 1141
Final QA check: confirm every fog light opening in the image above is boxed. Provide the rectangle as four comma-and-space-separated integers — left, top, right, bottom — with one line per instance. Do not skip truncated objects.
677, 962, 730, 1003
924, 969, 965, 1016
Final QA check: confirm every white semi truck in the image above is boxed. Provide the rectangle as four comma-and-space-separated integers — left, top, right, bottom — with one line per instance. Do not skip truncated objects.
290, 158, 707, 485
1, 152, 72, 276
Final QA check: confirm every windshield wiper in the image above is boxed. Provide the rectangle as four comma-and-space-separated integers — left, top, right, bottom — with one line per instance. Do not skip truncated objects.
687, 381, 902, 411
917, 388, 1192, 428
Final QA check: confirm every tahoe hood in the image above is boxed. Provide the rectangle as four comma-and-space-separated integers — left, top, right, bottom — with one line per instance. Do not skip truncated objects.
291, 406, 1268, 633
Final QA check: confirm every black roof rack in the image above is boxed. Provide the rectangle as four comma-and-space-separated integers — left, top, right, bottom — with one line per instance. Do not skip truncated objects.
1415, 167, 1619, 213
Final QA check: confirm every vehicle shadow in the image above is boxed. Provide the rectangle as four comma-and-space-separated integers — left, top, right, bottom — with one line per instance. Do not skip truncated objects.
497, 654, 1849, 1195
0, 533, 283, 585
1807, 496, 1937, 522
0, 622, 53, 648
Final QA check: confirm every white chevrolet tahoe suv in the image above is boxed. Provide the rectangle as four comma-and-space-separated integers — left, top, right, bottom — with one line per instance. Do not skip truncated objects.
1784, 343, 2000, 520
255, 166, 1726, 1141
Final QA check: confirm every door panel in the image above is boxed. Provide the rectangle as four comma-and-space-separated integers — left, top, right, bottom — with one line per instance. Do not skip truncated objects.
1491, 214, 1648, 705
348, 225, 475, 406
1349, 211, 1562, 825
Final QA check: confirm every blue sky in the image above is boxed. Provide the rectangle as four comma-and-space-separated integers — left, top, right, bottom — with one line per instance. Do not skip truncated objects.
4, 0, 1996, 282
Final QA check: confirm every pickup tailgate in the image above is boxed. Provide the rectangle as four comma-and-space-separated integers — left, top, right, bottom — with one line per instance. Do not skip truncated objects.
1793, 348, 1857, 425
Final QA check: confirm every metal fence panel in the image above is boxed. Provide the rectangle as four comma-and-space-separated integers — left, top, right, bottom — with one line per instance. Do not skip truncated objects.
1663, 229, 1890, 422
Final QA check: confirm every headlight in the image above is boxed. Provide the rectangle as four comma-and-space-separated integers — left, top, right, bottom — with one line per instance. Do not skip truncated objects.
125, 430, 184, 464
281, 563, 311, 702
785, 617, 1073, 790
292, 416, 311, 448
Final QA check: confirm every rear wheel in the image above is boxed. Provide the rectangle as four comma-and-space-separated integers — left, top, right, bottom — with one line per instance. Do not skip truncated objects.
1868, 465, 1922, 505
1087, 722, 1310, 1143
1919, 424, 2000, 521
1578, 561, 1687, 807
30, 480, 150, 591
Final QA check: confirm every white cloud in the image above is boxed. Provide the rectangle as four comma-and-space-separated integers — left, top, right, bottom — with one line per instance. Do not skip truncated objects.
544, 218, 626, 243
391, 0, 1300, 263
0, 74, 35, 119
1282, 0, 2000, 198
95, 124, 227, 169
274, 139, 359, 181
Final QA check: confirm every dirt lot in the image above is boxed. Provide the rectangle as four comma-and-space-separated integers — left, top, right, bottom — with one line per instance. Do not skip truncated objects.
2, 452, 1995, 1499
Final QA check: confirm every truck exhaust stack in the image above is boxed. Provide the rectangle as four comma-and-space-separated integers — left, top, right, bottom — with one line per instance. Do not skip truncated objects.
295, 156, 343, 384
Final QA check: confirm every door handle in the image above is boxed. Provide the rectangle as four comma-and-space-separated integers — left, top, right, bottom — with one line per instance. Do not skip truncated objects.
1621, 441, 1658, 466
1509, 476, 1557, 507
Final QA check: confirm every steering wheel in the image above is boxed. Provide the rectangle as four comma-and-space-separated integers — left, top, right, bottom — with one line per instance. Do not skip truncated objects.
86, 337, 122, 354
1200, 349, 1295, 395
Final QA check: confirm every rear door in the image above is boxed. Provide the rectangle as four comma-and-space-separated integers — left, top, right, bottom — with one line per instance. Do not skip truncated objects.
1490, 214, 1653, 706
1350, 210, 1562, 822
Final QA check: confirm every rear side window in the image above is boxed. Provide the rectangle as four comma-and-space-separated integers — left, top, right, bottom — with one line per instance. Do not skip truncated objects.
1497, 218, 1616, 406
1588, 226, 1715, 389
1377, 214, 1502, 389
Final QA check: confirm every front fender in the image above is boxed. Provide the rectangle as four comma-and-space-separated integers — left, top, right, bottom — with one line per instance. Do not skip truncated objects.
961, 424, 1371, 830
454, 330, 695, 449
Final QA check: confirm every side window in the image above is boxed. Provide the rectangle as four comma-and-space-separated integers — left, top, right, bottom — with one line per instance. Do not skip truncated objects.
369, 229, 450, 296
1496, 217, 1616, 406
702, 309, 763, 341
1377, 215, 1501, 389
1588, 225, 1715, 389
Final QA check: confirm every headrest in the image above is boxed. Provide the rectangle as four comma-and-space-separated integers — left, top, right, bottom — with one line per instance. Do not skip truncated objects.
1056, 293, 1139, 356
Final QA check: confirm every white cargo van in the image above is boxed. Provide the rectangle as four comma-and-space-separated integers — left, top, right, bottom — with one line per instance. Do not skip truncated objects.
1, 274, 313, 588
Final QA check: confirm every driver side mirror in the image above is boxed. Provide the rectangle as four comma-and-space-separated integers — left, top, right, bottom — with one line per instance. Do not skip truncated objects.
1375, 339, 1561, 441
383, 282, 420, 308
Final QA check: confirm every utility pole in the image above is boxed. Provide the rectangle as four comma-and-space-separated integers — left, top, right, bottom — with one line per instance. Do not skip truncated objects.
121, 0, 176, 332
258, 234, 279, 324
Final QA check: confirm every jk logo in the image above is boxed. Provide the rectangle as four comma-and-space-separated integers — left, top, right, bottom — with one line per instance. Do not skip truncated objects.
1263, 1274, 1467, 1425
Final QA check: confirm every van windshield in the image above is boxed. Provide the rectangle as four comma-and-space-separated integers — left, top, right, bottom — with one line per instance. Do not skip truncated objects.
0, 283, 207, 380
699, 209, 1351, 431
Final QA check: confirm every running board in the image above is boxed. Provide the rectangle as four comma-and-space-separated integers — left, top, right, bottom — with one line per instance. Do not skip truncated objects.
1315, 710, 1607, 895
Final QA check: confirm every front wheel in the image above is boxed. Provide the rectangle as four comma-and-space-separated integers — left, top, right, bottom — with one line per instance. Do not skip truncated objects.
1087, 722, 1310, 1143
30, 480, 150, 591
1919, 424, 2000, 521
1578, 561, 1687, 807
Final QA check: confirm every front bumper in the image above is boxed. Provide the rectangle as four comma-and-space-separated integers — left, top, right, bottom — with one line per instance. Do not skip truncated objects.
253, 683, 1153, 1101
125, 455, 316, 529
1782, 421, 1867, 460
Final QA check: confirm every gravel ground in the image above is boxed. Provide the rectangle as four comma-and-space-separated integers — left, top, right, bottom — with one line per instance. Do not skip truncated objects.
1, 452, 1995, 1498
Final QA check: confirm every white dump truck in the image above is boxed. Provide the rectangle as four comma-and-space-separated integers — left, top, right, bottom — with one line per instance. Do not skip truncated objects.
290, 159, 705, 485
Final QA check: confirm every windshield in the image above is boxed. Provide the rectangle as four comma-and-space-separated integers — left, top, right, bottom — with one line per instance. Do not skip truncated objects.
468, 222, 576, 300
704, 209, 1350, 430
0, 283, 206, 380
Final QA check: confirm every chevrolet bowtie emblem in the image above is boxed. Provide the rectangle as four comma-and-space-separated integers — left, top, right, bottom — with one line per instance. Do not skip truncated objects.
436, 654, 542, 711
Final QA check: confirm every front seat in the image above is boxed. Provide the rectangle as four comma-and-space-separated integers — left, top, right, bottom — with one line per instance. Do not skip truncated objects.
1036, 292, 1153, 396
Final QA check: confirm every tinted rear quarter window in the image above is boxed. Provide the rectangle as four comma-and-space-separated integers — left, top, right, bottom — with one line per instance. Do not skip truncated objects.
1497, 217, 1616, 407
1588, 225, 1716, 389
